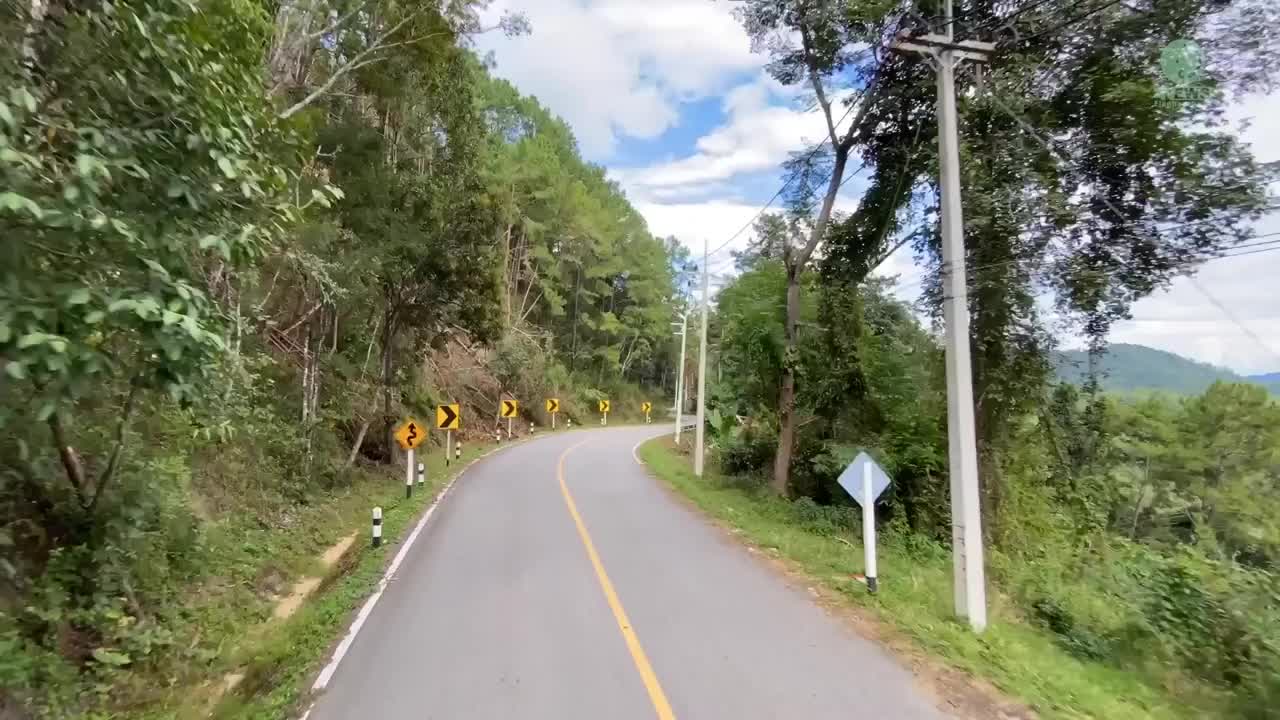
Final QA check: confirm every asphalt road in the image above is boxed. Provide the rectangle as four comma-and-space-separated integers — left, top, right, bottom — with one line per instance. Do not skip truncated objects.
307, 425, 947, 720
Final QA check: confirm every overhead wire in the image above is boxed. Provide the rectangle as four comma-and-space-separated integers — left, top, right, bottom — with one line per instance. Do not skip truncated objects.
1185, 276, 1280, 366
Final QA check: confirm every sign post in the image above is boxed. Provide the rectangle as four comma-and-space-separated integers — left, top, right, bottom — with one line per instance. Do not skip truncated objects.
445, 429, 452, 466
405, 447, 414, 498
545, 398, 560, 430
599, 399, 610, 426
837, 451, 891, 594
394, 418, 427, 499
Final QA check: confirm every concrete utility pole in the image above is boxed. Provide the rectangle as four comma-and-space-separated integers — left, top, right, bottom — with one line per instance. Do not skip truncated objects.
891, 2, 992, 632
694, 239, 710, 477
673, 311, 690, 443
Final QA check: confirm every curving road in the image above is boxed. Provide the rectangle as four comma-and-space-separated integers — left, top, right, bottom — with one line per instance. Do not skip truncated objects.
307, 425, 947, 720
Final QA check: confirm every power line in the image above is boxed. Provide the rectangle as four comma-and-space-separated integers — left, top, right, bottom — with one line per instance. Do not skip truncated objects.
1004, 0, 1128, 47
1185, 276, 1280, 366
887, 237, 1280, 296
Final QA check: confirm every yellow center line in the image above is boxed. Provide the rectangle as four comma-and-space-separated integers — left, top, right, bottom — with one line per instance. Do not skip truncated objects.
557, 440, 677, 720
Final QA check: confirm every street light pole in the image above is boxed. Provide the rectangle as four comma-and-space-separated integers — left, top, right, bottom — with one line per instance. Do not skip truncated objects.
891, 0, 992, 631
694, 238, 709, 477
674, 312, 689, 444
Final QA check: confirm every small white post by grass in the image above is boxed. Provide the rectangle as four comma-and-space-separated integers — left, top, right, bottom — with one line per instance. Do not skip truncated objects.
417, 461, 424, 489
455, 440, 461, 463
529, 421, 534, 434
371, 506, 383, 547
838, 451, 890, 595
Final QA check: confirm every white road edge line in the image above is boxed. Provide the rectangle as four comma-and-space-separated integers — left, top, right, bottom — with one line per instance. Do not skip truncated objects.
632, 437, 646, 465
302, 438, 523, 715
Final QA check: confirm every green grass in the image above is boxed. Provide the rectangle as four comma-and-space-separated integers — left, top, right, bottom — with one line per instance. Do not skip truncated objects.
637, 438, 1202, 720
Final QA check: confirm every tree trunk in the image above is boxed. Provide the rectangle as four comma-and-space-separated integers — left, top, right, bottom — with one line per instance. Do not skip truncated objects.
380, 308, 396, 463
346, 417, 371, 467
771, 267, 801, 495
267, 0, 316, 97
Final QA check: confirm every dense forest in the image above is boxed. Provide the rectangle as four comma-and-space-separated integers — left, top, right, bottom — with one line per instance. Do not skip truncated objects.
696, 0, 1280, 716
0, 0, 688, 715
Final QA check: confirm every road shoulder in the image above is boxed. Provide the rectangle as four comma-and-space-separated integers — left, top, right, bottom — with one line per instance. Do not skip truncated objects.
634, 436, 1043, 720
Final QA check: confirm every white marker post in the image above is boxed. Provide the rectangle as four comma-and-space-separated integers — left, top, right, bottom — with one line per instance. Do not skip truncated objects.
371, 506, 383, 547
405, 448, 414, 498
567, 418, 572, 429
416, 461, 424, 489
494, 428, 501, 444
455, 440, 461, 463
862, 461, 878, 594
838, 451, 890, 596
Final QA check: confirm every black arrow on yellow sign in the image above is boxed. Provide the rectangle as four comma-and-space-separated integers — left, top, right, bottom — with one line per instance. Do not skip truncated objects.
502, 400, 518, 418
436, 404, 460, 429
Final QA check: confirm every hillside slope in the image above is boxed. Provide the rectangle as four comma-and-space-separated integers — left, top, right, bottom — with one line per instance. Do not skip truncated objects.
1053, 343, 1265, 394
1247, 372, 1280, 394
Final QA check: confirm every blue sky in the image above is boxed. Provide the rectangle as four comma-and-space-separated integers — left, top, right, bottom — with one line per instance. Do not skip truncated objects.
476, 0, 1280, 374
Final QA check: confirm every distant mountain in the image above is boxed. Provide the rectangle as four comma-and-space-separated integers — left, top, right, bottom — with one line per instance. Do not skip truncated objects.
1247, 372, 1280, 394
1054, 343, 1277, 395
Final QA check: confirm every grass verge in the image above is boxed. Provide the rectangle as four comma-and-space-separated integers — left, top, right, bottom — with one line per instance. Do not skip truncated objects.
637, 437, 1202, 720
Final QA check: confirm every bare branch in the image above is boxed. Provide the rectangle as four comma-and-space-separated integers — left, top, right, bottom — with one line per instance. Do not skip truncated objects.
278, 13, 416, 119
305, 0, 371, 41
89, 384, 139, 513
801, 26, 840, 148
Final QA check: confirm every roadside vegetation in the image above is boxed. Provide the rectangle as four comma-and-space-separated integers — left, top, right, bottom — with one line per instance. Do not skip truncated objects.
681, 270, 1280, 718
1, 1, 683, 716
679, 1, 1277, 717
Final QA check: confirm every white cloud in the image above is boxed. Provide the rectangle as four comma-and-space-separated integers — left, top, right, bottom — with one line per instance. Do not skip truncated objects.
1226, 90, 1280, 164
476, 0, 759, 157
615, 75, 858, 196
1108, 208, 1280, 376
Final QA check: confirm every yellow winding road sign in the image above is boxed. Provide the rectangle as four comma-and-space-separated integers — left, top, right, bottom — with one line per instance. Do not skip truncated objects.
395, 418, 426, 450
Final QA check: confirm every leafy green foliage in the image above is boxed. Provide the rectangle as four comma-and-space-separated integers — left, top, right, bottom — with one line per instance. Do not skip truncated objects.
1, 0, 681, 716
1, 0, 294, 417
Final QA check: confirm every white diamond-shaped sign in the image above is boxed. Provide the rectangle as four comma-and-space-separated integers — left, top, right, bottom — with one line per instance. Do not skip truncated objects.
837, 451, 891, 507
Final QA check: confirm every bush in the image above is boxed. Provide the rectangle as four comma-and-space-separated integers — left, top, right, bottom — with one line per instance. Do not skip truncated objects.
718, 424, 776, 476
